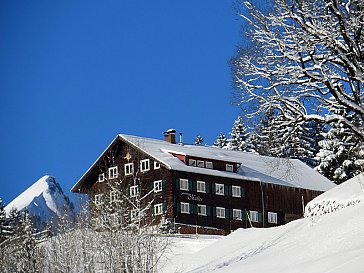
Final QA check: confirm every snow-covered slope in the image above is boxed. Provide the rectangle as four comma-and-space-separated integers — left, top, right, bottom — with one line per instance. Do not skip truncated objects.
161, 174, 364, 273
5, 175, 75, 224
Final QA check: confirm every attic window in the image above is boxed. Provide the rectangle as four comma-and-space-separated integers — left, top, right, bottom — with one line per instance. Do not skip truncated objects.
197, 160, 204, 168
154, 161, 161, 170
140, 159, 150, 172
188, 159, 196, 166
205, 161, 213, 169
98, 173, 105, 183
108, 166, 118, 179
226, 164, 234, 172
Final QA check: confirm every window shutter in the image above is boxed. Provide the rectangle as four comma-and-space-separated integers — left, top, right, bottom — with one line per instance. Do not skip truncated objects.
224, 184, 231, 196
258, 212, 263, 223
188, 180, 193, 191
148, 182, 153, 191
206, 205, 211, 216
176, 179, 180, 189
189, 203, 193, 214
177, 202, 181, 213
162, 203, 167, 213
192, 180, 197, 192
225, 208, 232, 219
241, 187, 246, 198
162, 180, 167, 191
242, 210, 248, 221
206, 182, 210, 193
213, 183, 216, 194
127, 185, 130, 197
212, 207, 216, 217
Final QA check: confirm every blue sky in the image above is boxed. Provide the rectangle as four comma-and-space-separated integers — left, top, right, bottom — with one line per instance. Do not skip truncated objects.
0, 1, 243, 204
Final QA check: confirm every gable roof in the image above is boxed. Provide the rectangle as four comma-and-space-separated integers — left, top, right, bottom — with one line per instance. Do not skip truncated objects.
71, 134, 335, 192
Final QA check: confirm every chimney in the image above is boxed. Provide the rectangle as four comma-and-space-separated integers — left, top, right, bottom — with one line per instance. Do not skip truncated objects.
163, 129, 176, 144
179, 132, 184, 146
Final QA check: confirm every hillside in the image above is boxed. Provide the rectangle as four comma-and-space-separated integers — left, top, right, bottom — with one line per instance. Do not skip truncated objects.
161, 174, 364, 273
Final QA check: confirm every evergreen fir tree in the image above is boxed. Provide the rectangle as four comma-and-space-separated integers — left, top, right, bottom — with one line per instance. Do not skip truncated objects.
227, 116, 249, 151
214, 133, 228, 149
194, 135, 204, 145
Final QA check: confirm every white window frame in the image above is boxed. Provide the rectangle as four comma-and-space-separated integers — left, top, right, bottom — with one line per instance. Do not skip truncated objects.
197, 160, 205, 168
250, 210, 259, 222
216, 207, 225, 218
130, 210, 138, 221
197, 181, 206, 193
205, 161, 213, 169
154, 180, 163, 193
130, 185, 139, 197
232, 186, 241, 197
140, 159, 150, 172
110, 190, 118, 203
154, 203, 163, 215
94, 194, 103, 206
198, 204, 207, 216
215, 183, 224, 195
180, 178, 189, 191
268, 212, 278, 224
108, 166, 118, 179
154, 161, 161, 170
226, 164, 234, 172
188, 159, 196, 166
181, 202, 190, 214
124, 163, 134, 176
233, 209, 242, 220
98, 173, 105, 182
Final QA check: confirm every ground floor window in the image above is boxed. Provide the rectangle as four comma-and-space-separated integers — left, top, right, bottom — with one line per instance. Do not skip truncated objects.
198, 204, 207, 216
233, 209, 242, 220
154, 203, 163, 215
216, 207, 225, 218
268, 212, 278, 224
181, 202, 190, 214
250, 210, 259, 222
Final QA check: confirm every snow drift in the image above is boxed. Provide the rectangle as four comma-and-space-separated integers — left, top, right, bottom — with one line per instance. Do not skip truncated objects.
161, 174, 364, 273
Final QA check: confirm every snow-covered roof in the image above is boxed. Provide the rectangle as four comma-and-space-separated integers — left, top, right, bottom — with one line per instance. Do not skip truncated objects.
118, 134, 335, 192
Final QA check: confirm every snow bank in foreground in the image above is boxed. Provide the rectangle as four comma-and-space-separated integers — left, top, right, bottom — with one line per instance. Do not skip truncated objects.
161, 174, 364, 273
305, 173, 364, 217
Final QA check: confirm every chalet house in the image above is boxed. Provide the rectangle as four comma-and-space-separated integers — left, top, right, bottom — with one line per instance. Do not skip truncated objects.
71, 130, 335, 234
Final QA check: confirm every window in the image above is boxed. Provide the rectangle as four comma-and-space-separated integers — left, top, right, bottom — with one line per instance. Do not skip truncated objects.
130, 185, 139, 197
226, 164, 234, 172
108, 166, 118, 179
233, 209, 242, 220
198, 204, 207, 216
110, 190, 118, 203
197, 181, 206, 193
140, 159, 150, 172
216, 207, 225, 218
197, 160, 204, 168
188, 159, 196, 166
154, 161, 161, 169
154, 180, 163, 193
154, 203, 163, 215
180, 179, 189, 191
232, 186, 241, 197
205, 161, 213, 169
268, 212, 278, 224
250, 210, 259, 222
181, 202, 190, 214
98, 173, 105, 182
124, 163, 134, 176
94, 194, 103, 206
130, 210, 138, 221
215, 183, 224, 195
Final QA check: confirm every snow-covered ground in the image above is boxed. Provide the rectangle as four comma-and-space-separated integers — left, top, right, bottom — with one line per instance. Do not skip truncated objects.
161, 174, 364, 273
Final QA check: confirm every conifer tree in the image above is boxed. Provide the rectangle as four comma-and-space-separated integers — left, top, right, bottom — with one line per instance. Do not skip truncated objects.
194, 135, 204, 145
214, 133, 228, 149
227, 116, 249, 151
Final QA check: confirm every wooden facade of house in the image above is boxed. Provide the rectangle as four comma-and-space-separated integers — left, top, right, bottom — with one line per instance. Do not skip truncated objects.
72, 132, 335, 234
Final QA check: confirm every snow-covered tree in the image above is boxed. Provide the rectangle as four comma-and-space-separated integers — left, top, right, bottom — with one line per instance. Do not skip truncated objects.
315, 120, 364, 183
232, 0, 364, 144
227, 116, 249, 151
194, 135, 204, 145
214, 133, 228, 149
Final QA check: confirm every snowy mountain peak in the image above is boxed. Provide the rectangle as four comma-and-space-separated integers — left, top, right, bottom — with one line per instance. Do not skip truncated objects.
5, 175, 75, 224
